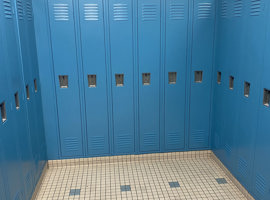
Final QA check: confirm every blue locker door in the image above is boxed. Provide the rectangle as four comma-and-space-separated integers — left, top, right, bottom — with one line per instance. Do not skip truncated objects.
108, 0, 135, 154
164, 0, 188, 151
138, 0, 161, 153
189, 0, 215, 149
78, 0, 110, 156
48, 0, 83, 157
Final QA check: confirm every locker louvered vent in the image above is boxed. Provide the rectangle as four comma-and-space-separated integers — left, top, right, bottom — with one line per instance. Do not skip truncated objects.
168, 72, 177, 84
217, 71, 221, 84
84, 4, 99, 21
244, 82, 250, 97
255, 173, 267, 196
26, 85, 30, 100
194, 71, 203, 83
238, 157, 248, 177
263, 89, 270, 107
26, 2, 32, 20
59, 75, 68, 88
169, 3, 184, 20
54, 4, 69, 21
0, 102, 7, 123
142, 4, 157, 21
221, 0, 228, 18
3, 0, 12, 19
113, 4, 128, 21
142, 73, 151, 85
197, 2, 212, 19
64, 137, 79, 152
15, 92, 20, 110
16, 0, 23, 20
229, 76, 234, 90
115, 74, 124, 87
88, 74, 96, 87
233, 0, 243, 17
89, 136, 105, 151
250, 0, 261, 16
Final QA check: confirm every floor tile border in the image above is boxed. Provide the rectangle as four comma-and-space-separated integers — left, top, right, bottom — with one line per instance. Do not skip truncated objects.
47, 150, 212, 168
211, 152, 255, 200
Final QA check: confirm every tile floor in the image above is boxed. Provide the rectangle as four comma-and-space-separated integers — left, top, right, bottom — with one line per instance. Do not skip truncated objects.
35, 157, 248, 200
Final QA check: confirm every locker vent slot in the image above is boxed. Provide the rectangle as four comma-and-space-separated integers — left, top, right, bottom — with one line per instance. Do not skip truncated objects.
115, 74, 124, 87
26, 85, 30, 100
34, 79, 38, 92
26, 2, 32, 21
217, 71, 221, 84
229, 76, 234, 90
113, 4, 128, 21
142, 4, 157, 21
142, 73, 151, 85
53, 4, 69, 21
250, 0, 261, 16
84, 4, 99, 21
233, 0, 243, 17
244, 82, 250, 97
194, 71, 203, 83
169, 4, 184, 20
0, 102, 7, 123
263, 89, 270, 107
168, 72, 177, 84
221, 0, 228, 18
16, 0, 24, 20
59, 75, 68, 88
3, 0, 12, 19
88, 74, 96, 88
197, 2, 212, 19
15, 92, 20, 110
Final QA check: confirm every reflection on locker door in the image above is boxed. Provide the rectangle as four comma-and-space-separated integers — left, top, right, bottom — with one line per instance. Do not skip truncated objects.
78, 0, 110, 156
164, 0, 188, 151
138, 0, 160, 152
108, 0, 135, 154
189, 0, 215, 149
48, 0, 83, 157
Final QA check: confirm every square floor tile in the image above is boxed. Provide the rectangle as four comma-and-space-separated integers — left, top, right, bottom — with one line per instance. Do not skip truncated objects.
69, 189, 81, 196
169, 181, 180, 188
121, 185, 131, 192
216, 178, 228, 184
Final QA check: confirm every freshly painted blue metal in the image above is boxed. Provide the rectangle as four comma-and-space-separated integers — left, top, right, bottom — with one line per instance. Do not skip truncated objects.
108, 0, 135, 154
164, 0, 189, 151
138, 0, 161, 153
189, 0, 216, 149
48, 0, 83, 157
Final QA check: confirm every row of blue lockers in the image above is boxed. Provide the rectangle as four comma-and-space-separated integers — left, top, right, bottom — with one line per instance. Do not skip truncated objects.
212, 0, 270, 199
0, 0, 47, 199
33, 0, 216, 159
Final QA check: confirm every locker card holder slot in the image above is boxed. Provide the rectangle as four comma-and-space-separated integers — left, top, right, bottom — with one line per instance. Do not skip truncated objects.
142, 73, 151, 85
15, 92, 20, 110
59, 75, 68, 88
0, 102, 7, 123
34, 79, 38, 92
244, 82, 250, 97
263, 89, 270, 107
115, 74, 124, 87
217, 71, 221, 84
88, 74, 96, 88
169, 72, 177, 84
26, 85, 30, 100
194, 71, 203, 83
229, 76, 234, 90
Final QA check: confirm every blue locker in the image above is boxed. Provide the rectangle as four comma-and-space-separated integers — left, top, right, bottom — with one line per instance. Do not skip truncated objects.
78, 0, 110, 156
108, 0, 135, 154
164, 0, 188, 151
138, 0, 161, 153
48, 0, 83, 157
189, 0, 215, 149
